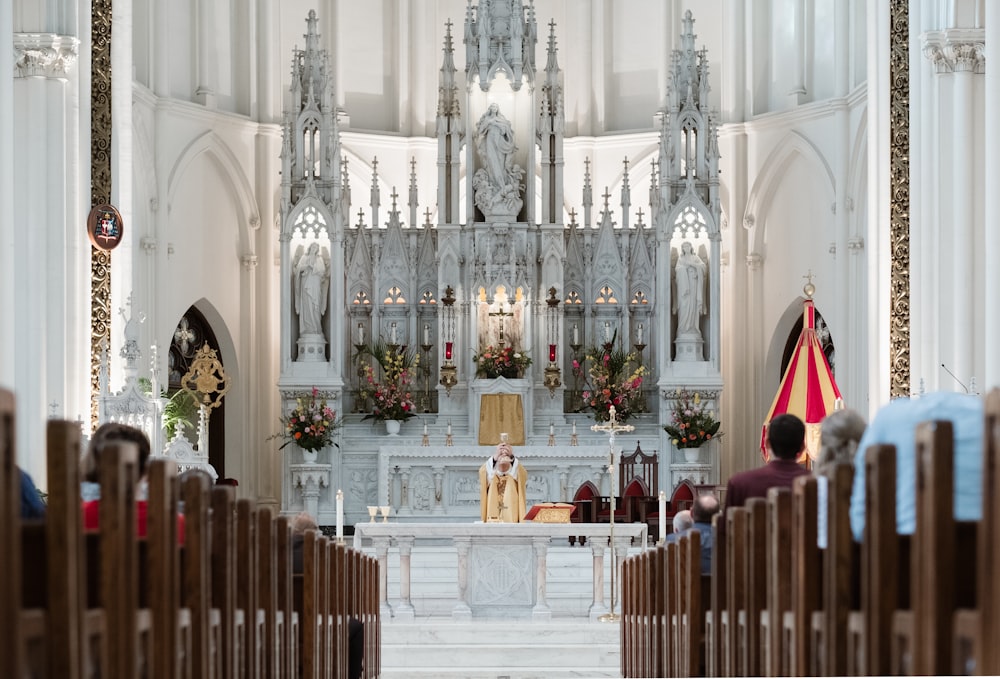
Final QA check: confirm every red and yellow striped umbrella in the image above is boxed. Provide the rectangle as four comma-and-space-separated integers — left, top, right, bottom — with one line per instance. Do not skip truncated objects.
760, 298, 842, 462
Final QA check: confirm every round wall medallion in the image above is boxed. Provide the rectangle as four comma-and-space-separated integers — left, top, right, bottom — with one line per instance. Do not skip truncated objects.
87, 204, 124, 251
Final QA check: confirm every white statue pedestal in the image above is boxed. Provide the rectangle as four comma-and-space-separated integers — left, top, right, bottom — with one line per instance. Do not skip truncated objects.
674, 334, 704, 362
296, 333, 326, 362
291, 463, 331, 518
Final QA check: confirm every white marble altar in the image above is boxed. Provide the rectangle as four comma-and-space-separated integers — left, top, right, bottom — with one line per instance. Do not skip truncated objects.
377, 444, 611, 520
353, 522, 647, 622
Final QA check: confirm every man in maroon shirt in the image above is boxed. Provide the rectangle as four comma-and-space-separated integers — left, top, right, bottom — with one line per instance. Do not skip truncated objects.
724, 413, 811, 509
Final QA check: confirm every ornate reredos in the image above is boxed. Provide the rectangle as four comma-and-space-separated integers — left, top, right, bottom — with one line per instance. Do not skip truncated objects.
465, 0, 537, 92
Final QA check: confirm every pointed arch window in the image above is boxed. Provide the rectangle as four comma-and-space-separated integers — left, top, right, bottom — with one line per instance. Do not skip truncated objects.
384, 286, 406, 304
292, 205, 328, 239
564, 290, 582, 305
352, 291, 370, 305
630, 290, 649, 305
595, 286, 618, 304
418, 290, 437, 305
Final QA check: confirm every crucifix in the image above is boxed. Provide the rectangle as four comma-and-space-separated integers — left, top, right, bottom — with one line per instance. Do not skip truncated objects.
488, 301, 514, 347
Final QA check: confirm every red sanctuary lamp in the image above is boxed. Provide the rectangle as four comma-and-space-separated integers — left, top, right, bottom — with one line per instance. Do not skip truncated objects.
439, 285, 458, 395
549, 344, 557, 362
445, 342, 453, 360
543, 287, 562, 396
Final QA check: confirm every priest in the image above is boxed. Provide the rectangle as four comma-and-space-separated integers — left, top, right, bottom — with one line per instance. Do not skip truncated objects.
479, 435, 528, 522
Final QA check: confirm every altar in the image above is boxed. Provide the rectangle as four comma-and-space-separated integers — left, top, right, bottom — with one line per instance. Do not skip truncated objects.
353, 522, 647, 621
377, 444, 612, 521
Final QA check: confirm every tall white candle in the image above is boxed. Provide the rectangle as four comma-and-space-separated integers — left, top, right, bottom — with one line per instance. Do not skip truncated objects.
390, 322, 398, 344
637, 323, 643, 345
447, 421, 452, 435
549, 422, 555, 435
336, 489, 344, 539
424, 323, 430, 344
572, 324, 580, 345
658, 491, 666, 543
572, 421, 577, 435
423, 422, 428, 435
357, 323, 364, 345
604, 321, 611, 342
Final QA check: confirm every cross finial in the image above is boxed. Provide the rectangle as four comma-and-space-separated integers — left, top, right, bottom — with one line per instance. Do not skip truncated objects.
602, 187, 611, 209
636, 207, 644, 224
424, 207, 433, 225
568, 207, 577, 224
802, 270, 816, 298
623, 157, 630, 174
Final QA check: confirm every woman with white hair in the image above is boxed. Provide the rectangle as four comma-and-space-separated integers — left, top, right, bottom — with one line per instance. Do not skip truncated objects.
816, 408, 867, 547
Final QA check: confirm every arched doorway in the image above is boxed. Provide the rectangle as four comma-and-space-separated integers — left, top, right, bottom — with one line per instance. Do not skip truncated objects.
168, 307, 227, 478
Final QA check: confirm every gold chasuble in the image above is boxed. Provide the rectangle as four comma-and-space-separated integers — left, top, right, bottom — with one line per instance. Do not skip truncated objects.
478, 393, 525, 445
479, 461, 528, 522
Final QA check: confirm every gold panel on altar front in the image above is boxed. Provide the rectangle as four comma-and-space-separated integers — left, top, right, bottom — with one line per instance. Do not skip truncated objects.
478, 393, 524, 445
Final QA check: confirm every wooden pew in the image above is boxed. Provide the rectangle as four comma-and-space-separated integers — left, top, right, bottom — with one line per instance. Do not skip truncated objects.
236, 498, 265, 678
812, 462, 856, 677
147, 458, 192, 679
704, 512, 726, 677
762, 488, 792, 676
741, 497, 767, 677
678, 530, 705, 677
298, 529, 322, 678
723, 506, 747, 677
257, 507, 283, 678
0, 389, 21, 678
783, 475, 820, 677
181, 470, 222, 678
953, 388, 1000, 675
620, 551, 635, 677
275, 515, 297, 679
846, 444, 899, 676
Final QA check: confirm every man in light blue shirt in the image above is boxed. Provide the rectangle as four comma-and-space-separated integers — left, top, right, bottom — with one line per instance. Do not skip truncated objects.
849, 391, 983, 541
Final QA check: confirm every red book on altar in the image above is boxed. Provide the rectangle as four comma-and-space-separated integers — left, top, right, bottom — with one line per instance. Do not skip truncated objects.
524, 502, 576, 523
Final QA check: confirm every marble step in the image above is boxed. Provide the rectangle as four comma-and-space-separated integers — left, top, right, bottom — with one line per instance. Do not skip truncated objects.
379, 617, 622, 679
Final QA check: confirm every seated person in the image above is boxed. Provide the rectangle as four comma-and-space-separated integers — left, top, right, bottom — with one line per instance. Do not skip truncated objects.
20, 466, 46, 519
849, 390, 982, 541
815, 408, 866, 548
479, 436, 527, 522
82, 422, 185, 542
290, 511, 363, 679
665, 509, 693, 543
687, 494, 721, 574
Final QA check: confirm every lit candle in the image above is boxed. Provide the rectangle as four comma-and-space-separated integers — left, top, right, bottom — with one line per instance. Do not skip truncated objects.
572, 421, 577, 435
390, 322, 398, 344
572, 324, 580, 345
548, 343, 556, 362
658, 491, 666, 543
423, 422, 428, 435
636, 323, 643, 345
604, 321, 611, 342
336, 489, 344, 539
549, 422, 555, 435
445, 341, 453, 360
424, 323, 430, 344
447, 421, 452, 435
357, 323, 365, 345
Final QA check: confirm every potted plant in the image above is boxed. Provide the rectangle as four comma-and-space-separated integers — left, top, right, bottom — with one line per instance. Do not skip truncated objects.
472, 344, 532, 379
359, 339, 419, 433
272, 387, 339, 462
664, 388, 722, 462
577, 334, 645, 423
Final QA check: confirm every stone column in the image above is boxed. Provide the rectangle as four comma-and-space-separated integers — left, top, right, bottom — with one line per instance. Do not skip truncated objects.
531, 537, 551, 621
12, 32, 79, 483
987, 4, 1000, 386
396, 537, 415, 621
588, 537, 609, 620
452, 537, 472, 621
373, 537, 393, 618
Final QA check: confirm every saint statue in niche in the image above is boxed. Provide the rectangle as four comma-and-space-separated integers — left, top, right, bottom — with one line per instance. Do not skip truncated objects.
473, 104, 524, 218
294, 242, 329, 338
673, 241, 707, 338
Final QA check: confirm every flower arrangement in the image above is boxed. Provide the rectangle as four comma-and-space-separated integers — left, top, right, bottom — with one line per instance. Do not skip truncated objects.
577, 337, 645, 423
359, 339, 419, 422
664, 388, 722, 449
473, 344, 532, 379
273, 387, 339, 452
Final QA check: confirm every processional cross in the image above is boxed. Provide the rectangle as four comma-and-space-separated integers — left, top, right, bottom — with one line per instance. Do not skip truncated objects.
591, 405, 635, 623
